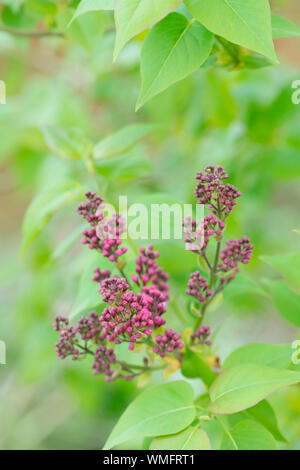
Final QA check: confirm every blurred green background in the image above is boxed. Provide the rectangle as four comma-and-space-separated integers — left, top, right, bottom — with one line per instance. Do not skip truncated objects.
0, 0, 300, 450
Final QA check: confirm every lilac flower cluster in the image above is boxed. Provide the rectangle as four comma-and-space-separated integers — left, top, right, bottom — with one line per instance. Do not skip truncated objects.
183, 214, 224, 252
92, 346, 116, 379
184, 165, 253, 348
219, 237, 253, 272
186, 272, 212, 303
77, 191, 104, 224
100, 287, 166, 350
54, 166, 253, 382
54, 194, 184, 381
79, 192, 127, 262
153, 329, 184, 358
55, 321, 78, 360
191, 325, 211, 346
76, 311, 103, 341
195, 165, 241, 217
99, 276, 129, 304
91, 267, 111, 283
132, 245, 169, 301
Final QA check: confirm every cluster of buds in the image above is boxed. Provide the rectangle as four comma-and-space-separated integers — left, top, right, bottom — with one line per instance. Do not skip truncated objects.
153, 329, 184, 358
195, 165, 241, 217
54, 166, 253, 382
219, 237, 253, 272
132, 245, 169, 301
99, 276, 129, 304
100, 288, 166, 350
76, 311, 103, 341
79, 192, 127, 262
54, 320, 79, 360
54, 312, 105, 360
92, 346, 116, 379
182, 214, 224, 253
183, 165, 253, 353
54, 193, 185, 380
77, 191, 104, 225
186, 272, 212, 303
191, 325, 211, 346
91, 267, 111, 283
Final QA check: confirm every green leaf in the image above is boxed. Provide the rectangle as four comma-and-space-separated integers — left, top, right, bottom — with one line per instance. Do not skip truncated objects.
70, 253, 113, 319
93, 123, 157, 160
58, 9, 106, 51
41, 125, 93, 161
51, 223, 88, 261
136, 13, 213, 109
272, 13, 300, 39
70, 0, 114, 25
220, 419, 277, 450
209, 364, 300, 415
243, 400, 286, 443
184, 0, 277, 61
150, 426, 211, 450
103, 381, 196, 449
181, 346, 216, 387
261, 251, 300, 294
95, 148, 153, 181
223, 343, 293, 369
263, 279, 300, 327
21, 180, 86, 254
114, 0, 181, 59
224, 274, 267, 299
201, 419, 224, 450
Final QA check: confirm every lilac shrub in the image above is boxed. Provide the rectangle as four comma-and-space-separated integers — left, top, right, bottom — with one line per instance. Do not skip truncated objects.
54, 166, 253, 381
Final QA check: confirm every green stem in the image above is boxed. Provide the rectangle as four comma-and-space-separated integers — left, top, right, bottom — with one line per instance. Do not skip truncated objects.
118, 266, 131, 286
117, 361, 164, 372
210, 240, 221, 288
193, 304, 206, 332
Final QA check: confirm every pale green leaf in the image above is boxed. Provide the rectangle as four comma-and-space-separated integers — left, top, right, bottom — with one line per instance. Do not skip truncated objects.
261, 251, 300, 294
223, 343, 293, 369
95, 147, 153, 181
103, 381, 196, 449
184, 0, 277, 61
114, 0, 181, 58
93, 123, 157, 160
70, 0, 114, 25
220, 419, 277, 450
150, 426, 211, 450
41, 125, 93, 161
51, 223, 88, 261
209, 364, 300, 414
263, 279, 300, 327
224, 274, 267, 299
201, 419, 224, 450
272, 13, 300, 39
21, 180, 86, 254
58, 9, 106, 51
243, 400, 286, 443
137, 13, 213, 109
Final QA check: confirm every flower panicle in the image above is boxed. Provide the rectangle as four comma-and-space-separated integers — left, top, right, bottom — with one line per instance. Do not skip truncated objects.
54, 166, 253, 382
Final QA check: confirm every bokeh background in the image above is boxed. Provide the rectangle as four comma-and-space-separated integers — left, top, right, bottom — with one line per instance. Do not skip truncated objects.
0, 0, 300, 449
